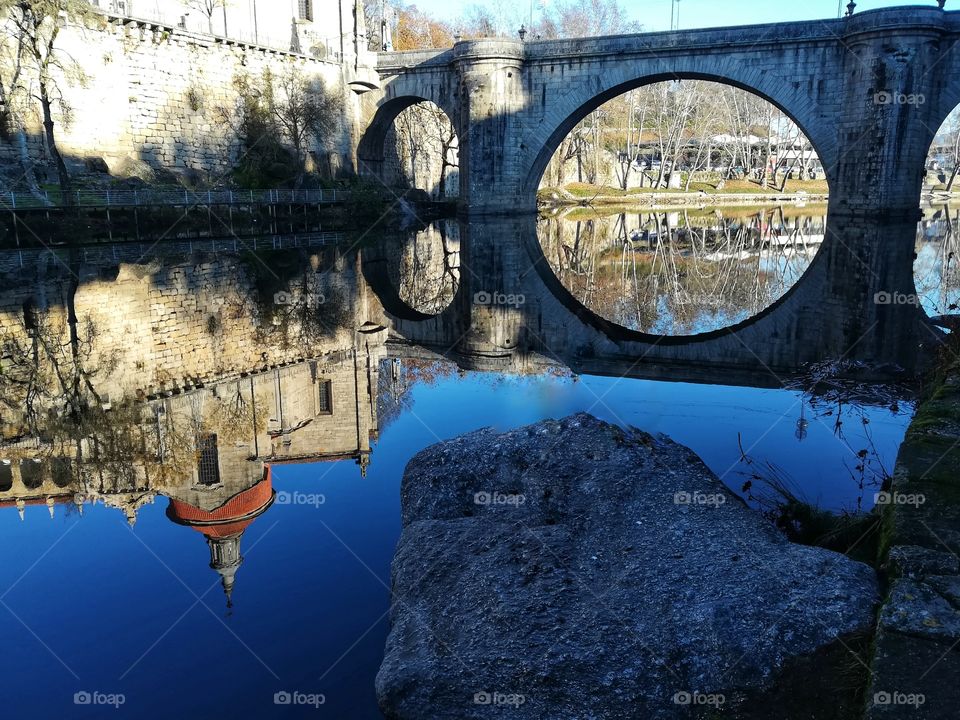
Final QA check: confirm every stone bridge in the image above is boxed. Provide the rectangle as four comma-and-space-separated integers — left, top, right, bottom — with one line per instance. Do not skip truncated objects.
359, 6, 960, 218
357, 6, 960, 372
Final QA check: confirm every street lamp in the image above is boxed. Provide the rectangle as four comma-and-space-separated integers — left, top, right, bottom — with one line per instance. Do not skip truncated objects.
670, 0, 681, 30
518, 24, 527, 42
846, 1, 856, 16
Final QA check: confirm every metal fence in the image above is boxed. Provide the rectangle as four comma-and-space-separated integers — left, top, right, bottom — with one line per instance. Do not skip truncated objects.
1, 188, 350, 210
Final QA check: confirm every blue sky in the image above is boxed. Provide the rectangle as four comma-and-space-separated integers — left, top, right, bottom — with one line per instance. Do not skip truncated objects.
408, 0, 942, 32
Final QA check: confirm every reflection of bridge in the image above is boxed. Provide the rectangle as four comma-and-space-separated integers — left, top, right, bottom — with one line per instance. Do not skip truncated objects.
361, 7, 960, 218
365, 215, 929, 377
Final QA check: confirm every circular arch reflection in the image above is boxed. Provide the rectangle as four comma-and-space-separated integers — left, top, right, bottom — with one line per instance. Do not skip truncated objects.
536, 78, 829, 338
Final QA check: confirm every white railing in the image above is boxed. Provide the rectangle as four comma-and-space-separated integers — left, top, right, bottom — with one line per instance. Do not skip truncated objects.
1, 188, 350, 209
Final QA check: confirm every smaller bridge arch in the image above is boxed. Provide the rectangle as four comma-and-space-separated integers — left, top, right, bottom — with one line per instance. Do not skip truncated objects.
358, 52, 461, 193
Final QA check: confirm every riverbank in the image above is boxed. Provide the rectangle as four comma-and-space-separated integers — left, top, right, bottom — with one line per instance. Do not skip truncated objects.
866, 342, 960, 719
539, 180, 830, 209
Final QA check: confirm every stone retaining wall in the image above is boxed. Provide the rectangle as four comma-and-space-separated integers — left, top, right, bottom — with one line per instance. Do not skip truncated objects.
866, 354, 960, 719
0, 17, 365, 182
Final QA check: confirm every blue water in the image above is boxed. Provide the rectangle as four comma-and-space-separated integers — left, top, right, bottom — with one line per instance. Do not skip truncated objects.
0, 364, 911, 719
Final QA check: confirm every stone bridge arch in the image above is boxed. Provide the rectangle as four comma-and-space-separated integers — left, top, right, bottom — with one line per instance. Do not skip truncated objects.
518, 65, 841, 201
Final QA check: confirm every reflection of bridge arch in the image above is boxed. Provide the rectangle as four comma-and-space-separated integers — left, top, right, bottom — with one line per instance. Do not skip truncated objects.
530, 208, 833, 342
362, 223, 464, 322
369, 216, 929, 376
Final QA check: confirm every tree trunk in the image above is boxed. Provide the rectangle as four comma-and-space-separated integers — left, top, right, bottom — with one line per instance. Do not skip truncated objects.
39, 80, 73, 206
946, 165, 960, 193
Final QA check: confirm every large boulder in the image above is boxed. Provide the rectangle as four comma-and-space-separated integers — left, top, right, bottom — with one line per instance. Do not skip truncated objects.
377, 413, 879, 720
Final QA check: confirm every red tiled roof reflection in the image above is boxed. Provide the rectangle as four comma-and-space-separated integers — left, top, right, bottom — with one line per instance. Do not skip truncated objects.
166, 468, 275, 537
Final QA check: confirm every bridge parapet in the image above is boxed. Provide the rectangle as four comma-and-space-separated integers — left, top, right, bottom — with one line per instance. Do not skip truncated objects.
377, 49, 452, 71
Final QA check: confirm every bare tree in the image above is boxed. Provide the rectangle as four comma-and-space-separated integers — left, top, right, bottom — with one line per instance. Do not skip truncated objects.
269, 66, 339, 187
5, 0, 95, 205
184, 0, 230, 35
392, 101, 459, 198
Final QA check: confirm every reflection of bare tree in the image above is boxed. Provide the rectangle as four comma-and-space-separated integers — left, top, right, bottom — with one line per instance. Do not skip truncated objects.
394, 223, 461, 315
0, 304, 114, 439
540, 206, 827, 335
376, 357, 459, 432
915, 205, 960, 317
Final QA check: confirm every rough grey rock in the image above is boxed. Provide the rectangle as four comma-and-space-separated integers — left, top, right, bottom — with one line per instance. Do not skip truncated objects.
376, 413, 880, 720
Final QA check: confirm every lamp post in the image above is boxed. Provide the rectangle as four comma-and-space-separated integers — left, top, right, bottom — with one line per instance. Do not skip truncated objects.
846, 1, 856, 16
518, 24, 527, 42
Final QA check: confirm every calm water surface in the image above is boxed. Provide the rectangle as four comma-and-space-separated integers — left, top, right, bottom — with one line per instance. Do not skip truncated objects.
0, 207, 940, 717
0, 362, 912, 718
